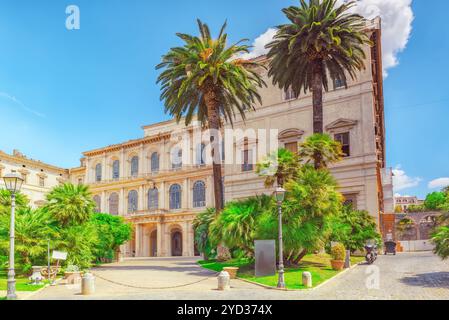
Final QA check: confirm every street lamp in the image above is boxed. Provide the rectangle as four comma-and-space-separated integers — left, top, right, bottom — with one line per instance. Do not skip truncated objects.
274, 186, 286, 289
3, 171, 24, 300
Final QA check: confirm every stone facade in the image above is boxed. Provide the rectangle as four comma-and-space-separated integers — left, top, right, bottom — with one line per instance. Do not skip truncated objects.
65, 18, 392, 258
0, 150, 67, 207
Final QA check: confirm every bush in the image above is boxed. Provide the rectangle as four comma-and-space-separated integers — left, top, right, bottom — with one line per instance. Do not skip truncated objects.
331, 243, 346, 261
424, 192, 447, 211
329, 206, 381, 253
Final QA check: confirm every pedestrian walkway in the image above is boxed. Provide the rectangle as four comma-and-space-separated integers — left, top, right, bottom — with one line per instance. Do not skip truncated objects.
29, 252, 449, 300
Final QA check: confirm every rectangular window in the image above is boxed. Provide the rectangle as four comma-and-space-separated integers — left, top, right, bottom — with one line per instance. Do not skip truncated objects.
335, 132, 350, 157
284, 142, 298, 154
343, 194, 358, 209
242, 149, 253, 172
283, 87, 297, 101
334, 78, 345, 89
39, 177, 45, 187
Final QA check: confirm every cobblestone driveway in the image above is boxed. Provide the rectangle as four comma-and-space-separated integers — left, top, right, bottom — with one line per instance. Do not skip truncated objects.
29, 252, 449, 300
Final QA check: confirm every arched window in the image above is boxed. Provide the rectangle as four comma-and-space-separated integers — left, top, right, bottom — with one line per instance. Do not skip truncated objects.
95, 164, 102, 182
109, 192, 119, 215
148, 188, 158, 210
128, 190, 138, 213
130, 156, 139, 177
193, 181, 206, 208
171, 148, 182, 169
112, 160, 120, 180
196, 143, 206, 165
151, 152, 160, 173
169, 184, 182, 210
93, 195, 101, 213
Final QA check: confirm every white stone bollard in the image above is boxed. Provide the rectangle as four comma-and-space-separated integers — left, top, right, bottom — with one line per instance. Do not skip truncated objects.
217, 271, 230, 291
81, 273, 95, 295
302, 272, 312, 288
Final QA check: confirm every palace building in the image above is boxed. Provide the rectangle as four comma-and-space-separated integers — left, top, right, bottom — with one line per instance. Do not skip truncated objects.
65, 17, 393, 258
0, 18, 393, 258
0, 149, 67, 207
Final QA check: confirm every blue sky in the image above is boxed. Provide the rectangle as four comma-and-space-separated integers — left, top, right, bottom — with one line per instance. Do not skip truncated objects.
0, 0, 447, 198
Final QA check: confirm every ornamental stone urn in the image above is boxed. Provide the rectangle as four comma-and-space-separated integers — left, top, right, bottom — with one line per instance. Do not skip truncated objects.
29, 266, 44, 285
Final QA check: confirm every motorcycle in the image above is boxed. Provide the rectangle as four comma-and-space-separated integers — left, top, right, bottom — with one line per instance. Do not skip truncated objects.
365, 244, 378, 264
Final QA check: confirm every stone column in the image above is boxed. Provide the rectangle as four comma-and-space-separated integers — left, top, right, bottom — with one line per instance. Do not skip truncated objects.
119, 188, 125, 216
85, 158, 90, 183
139, 185, 145, 212
186, 179, 191, 209
120, 148, 125, 179
165, 225, 171, 257
102, 154, 107, 180
139, 144, 145, 175
135, 224, 141, 257
206, 176, 213, 208
159, 182, 165, 210
157, 222, 163, 257
182, 221, 188, 256
101, 191, 107, 214
188, 221, 195, 257
182, 179, 188, 210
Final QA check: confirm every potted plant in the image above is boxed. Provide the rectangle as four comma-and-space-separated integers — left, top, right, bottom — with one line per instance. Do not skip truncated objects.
330, 243, 346, 271
223, 267, 239, 279
64, 265, 82, 284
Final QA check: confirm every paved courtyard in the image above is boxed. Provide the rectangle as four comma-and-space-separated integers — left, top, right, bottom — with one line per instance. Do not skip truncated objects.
29, 251, 449, 300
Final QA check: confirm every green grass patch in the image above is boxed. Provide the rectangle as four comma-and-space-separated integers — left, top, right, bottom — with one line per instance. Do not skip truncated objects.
199, 254, 364, 290
0, 270, 47, 292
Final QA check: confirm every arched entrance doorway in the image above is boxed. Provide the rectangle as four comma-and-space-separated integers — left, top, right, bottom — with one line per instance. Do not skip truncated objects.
171, 230, 183, 256
150, 230, 157, 257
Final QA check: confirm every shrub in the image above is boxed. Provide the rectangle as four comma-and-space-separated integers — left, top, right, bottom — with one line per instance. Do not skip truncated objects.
331, 243, 346, 261
424, 192, 447, 211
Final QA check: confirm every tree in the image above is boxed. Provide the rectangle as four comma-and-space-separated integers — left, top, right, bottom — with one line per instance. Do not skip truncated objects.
0, 190, 29, 216
266, 0, 371, 135
298, 133, 343, 169
157, 20, 266, 212
424, 192, 447, 211
193, 208, 217, 260
432, 226, 449, 260
329, 206, 381, 253
257, 165, 342, 265
57, 223, 98, 269
90, 213, 132, 263
0, 207, 59, 273
394, 205, 403, 213
44, 183, 95, 226
209, 195, 272, 257
256, 148, 300, 188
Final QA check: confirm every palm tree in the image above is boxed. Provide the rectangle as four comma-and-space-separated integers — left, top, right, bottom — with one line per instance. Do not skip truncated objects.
45, 183, 95, 227
266, 0, 371, 134
0, 207, 58, 272
256, 148, 300, 188
299, 133, 343, 169
156, 20, 266, 211
0, 190, 29, 215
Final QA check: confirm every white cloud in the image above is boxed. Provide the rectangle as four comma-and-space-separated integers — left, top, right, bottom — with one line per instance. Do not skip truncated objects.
243, 0, 414, 76
428, 178, 449, 190
241, 28, 276, 60
392, 166, 421, 192
0, 92, 46, 118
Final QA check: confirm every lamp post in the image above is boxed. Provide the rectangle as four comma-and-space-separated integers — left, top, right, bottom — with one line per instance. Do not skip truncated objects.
274, 187, 286, 289
3, 171, 24, 300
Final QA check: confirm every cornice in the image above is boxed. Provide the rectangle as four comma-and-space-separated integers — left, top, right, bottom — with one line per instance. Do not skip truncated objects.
0, 150, 67, 173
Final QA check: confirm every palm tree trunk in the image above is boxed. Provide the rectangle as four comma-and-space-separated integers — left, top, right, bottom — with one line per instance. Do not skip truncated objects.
312, 61, 324, 169
204, 89, 224, 212
292, 249, 308, 265
312, 61, 324, 134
